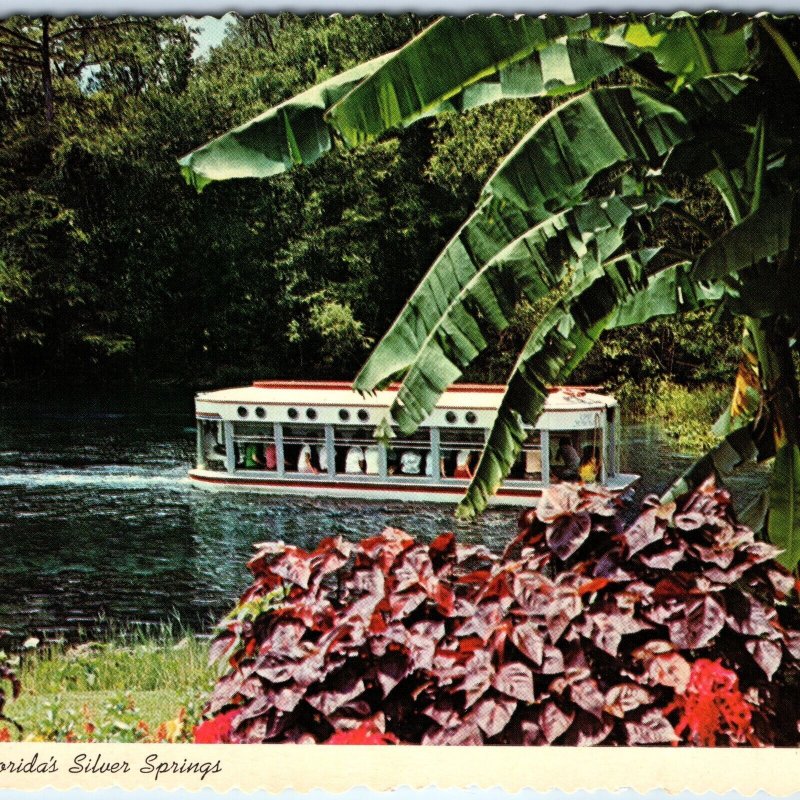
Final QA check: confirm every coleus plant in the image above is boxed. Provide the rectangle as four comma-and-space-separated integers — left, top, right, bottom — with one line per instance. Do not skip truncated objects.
197, 479, 800, 745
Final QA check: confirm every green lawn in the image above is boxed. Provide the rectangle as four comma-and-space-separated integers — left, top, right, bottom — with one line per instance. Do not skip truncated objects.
3, 635, 214, 742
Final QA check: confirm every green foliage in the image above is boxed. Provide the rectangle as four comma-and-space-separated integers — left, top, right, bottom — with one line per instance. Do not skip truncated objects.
638, 379, 728, 453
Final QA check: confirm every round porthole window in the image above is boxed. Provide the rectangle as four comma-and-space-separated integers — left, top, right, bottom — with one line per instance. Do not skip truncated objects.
237, 406, 248, 418
287, 407, 298, 420
306, 408, 318, 420
466, 411, 477, 424
357, 409, 369, 422
339, 409, 350, 421
255, 407, 266, 419
446, 411, 457, 424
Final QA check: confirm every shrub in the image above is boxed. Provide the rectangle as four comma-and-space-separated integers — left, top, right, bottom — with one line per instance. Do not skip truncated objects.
198, 479, 800, 745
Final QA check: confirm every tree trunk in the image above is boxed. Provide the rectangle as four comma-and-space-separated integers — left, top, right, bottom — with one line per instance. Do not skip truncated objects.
41, 16, 54, 123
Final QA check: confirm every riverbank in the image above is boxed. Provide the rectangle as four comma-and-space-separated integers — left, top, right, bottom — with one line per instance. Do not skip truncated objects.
2, 633, 213, 742
620, 379, 729, 453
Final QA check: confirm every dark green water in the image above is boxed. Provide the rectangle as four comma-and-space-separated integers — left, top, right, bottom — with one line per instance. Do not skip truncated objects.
0, 388, 768, 641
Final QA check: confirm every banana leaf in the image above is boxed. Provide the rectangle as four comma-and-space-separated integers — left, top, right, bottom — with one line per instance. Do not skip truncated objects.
456, 249, 663, 518
325, 15, 612, 146
693, 188, 799, 280
356, 75, 749, 393
389, 194, 677, 433
178, 17, 633, 190
178, 52, 393, 191
768, 442, 800, 569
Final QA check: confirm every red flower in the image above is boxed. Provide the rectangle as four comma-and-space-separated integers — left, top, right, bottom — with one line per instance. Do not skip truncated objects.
326, 720, 398, 745
0, 727, 10, 743
194, 709, 239, 744
665, 658, 756, 746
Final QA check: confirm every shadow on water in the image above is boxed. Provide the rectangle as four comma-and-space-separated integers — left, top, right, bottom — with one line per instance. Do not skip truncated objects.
0, 389, 770, 641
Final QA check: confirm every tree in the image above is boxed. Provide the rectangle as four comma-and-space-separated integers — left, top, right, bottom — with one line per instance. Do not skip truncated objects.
181, 13, 800, 569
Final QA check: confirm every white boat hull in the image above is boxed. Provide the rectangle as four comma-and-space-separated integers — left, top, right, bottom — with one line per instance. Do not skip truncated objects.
188, 469, 639, 506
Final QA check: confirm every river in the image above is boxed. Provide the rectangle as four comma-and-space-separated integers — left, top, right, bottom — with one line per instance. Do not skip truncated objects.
0, 387, 769, 641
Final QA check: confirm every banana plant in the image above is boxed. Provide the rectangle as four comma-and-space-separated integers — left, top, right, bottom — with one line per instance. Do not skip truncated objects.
180, 13, 800, 569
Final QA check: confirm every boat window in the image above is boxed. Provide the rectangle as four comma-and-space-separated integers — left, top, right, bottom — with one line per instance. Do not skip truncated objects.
199, 420, 225, 471
283, 424, 326, 474
387, 427, 434, 478
439, 428, 484, 479
331, 426, 378, 475
232, 421, 278, 471
510, 430, 543, 481
551, 430, 602, 483
255, 406, 266, 419
339, 409, 350, 421
237, 406, 248, 418
357, 409, 370, 422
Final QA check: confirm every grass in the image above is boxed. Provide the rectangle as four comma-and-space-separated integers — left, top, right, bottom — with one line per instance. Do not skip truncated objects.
3, 628, 215, 741
626, 379, 730, 453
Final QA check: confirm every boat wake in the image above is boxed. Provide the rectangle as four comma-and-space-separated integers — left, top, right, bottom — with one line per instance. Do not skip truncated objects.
0, 466, 192, 492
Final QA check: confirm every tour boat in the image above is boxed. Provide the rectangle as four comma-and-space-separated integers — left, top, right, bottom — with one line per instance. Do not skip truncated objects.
189, 381, 639, 505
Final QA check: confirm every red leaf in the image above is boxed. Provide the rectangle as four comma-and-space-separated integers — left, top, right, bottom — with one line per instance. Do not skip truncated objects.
540, 645, 565, 675
429, 532, 456, 569
578, 577, 610, 596
644, 652, 691, 692
458, 569, 492, 585
492, 662, 535, 703
194, 709, 239, 744
326, 720, 398, 745
306, 676, 366, 716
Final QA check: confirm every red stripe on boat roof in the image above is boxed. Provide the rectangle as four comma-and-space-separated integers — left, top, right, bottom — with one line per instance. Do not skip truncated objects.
252, 380, 603, 393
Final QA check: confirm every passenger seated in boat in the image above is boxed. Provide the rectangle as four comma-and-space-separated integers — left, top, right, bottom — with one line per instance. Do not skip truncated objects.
364, 444, 380, 475
244, 442, 264, 469
578, 445, 601, 483
297, 443, 318, 474
554, 437, 580, 480
317, 444, 329, 473
424, 451, 444, 477
264, 443, 277, 471
345, 444, 365, 473
453, 449, 473, 479
400, 450, 422, 475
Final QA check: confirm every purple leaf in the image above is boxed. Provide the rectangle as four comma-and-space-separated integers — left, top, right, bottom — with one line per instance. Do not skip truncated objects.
622, 508, 664, 556
546, 512, 592, 560
471, 694, 517, 738
510, 621, 545, 665
604, 683, 654, 718
745, 639, 783, 680
539, 701, 574, 743
667, 595, 725, 650
492, 662, 535, 703
625, 708, 678, 745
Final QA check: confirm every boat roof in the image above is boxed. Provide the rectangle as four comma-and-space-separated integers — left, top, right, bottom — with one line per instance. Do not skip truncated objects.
196, 381, 617, 412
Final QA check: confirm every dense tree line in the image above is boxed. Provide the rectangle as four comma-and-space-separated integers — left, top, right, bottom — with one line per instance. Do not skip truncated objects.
0, 14, 734, 390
